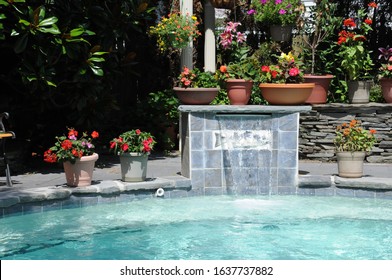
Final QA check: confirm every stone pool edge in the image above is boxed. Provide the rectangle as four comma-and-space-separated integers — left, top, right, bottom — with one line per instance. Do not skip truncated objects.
2, 174, 392, 211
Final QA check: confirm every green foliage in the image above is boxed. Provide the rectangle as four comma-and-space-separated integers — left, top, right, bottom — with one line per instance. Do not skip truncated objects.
251, 0, 303, 26
176, 67, 219, 88
109, 129, 156, 155
226, 57, 261, 81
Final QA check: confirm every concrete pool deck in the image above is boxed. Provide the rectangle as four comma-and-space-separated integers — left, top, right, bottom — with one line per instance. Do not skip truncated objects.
1, 152, 392, 211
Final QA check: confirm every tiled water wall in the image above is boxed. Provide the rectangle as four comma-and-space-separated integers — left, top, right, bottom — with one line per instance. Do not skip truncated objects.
179, 105, 312, 195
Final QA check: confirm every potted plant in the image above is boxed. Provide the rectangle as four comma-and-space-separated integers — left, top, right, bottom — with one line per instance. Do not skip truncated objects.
43, 128, 99, 187
173, 66, 219, 105
109, 129, 156, 182
217, 57, 261, 105
149, 12, 201, 52
299, 0, 341, 104
336, 2, 377, 103
377, 46, 392, 103
259, 51, 315, 105
334, 119, 377, 178
250, 0, 303, 41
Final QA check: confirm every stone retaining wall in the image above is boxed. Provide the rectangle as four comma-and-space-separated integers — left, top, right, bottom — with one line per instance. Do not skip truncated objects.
299, 103, 392, 163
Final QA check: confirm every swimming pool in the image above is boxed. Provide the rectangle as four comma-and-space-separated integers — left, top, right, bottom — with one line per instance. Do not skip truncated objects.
1, 195, 391, 260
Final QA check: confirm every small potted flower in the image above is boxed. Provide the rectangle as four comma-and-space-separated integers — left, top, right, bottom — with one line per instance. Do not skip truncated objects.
377, 46, 392, 103
43, 128, 99, 187
173, 66, 219, 105
109, 129, 156, 182
216, 57, 261, 105
334, 119, 377, 178
249, 0, 303, 41
149, 12, 201, 52
258, 51, 315, 105
336, 2, 377, 103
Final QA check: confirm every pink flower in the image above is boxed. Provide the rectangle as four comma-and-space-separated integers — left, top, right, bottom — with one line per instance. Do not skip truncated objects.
261, 65, 270, 72
275, 0, 282, 4
247, 9, 255, 15
289, 67, 300, 77
279, 9, 286, 15
236, 32, 245, 43
261, 0, 267, 4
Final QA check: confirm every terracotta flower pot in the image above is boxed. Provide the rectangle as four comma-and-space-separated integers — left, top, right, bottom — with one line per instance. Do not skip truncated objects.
380, 78, 392, 103
173, 87, 218, 105
259, 83, 315, 105
304, 74, 334, 104
63, 153, 98, 187
226, 79, 253, 105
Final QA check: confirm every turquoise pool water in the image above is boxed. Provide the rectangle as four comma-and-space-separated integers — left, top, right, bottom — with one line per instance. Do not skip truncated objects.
1, 195, 392, 260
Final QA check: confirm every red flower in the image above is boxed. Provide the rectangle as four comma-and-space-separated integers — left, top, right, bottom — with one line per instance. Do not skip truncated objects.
68, 129, 78, 140
261, 65, 270, 72
136, 129, 141, 135
122, 143, 129, 151
343, 18, 356, 28
271, 70, 278, 78
110, 141, 116, 149
71, 149, 82, 158
43, 149, 57, 163
61, 139, 73, 150
91, 131, 99, 138
220, 65, 227, 73
142, 140, 151, 152
289, 67, 300, 77
364, 18, 372, 25
368, 2, 377, 8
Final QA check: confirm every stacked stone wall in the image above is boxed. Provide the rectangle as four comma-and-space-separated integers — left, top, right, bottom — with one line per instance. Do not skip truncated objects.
299, 103, 392, 163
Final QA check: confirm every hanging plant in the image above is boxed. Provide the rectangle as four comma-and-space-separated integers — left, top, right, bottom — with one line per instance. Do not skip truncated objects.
149, 11, 201, 52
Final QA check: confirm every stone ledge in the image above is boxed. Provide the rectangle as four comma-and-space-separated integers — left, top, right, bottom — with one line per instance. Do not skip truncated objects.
334, 176, 392, 190
0, 176, 192, 209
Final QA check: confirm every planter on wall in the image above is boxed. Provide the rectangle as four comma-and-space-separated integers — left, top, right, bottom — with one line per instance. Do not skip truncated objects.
336, 151, 366, 178
269, 25, 293, 42
226, 79, 253, 105
63, 153, 99, 187
348, 80, 371, 104
173, 87, 219, 105
304, 74, 334, 104
120, 153, 149, 182
259, 83, 315, 105
380, 78, 392, 103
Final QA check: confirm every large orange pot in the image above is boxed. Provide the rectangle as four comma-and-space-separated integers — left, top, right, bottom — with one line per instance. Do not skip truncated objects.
304, 74, 333, 104
259, 83, 315, 105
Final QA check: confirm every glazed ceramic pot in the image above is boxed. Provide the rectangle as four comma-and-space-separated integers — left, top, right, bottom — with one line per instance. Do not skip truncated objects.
380, 78, 392, 103
226, 79, 253, 105
304, 74, 334, 104
336, 151, 366, 178
173, 87, 219, 105
259, 83, 315, 105
63, 153, 99, 187
120, 152, 149, 182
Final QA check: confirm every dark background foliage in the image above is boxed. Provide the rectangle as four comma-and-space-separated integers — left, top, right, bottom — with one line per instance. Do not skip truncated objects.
0, 0, 391, 171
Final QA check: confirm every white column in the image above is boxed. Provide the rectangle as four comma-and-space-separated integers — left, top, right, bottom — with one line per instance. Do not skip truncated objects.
180, 0, 193, 70
204, 1, 216, 72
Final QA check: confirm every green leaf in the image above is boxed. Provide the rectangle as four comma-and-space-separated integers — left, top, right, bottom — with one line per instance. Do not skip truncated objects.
89, 65, 104, 76
70, 28, 84, 37
91, 51, 107, 56
19, 19, 31, 26
0, 13, 6, 19
38, 26, 61, 34
39, 16, 58, 27
46, 80, 57, 87
89, 57, 105, 62
14, 33, 28, 53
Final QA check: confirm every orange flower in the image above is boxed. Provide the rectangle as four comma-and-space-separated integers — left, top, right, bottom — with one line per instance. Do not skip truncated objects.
364, 18, 372, 25
368, 2, 377, 8
220, 65, 227, 73
370, 129, 376, 134
343, 18, 356, 28
343, 128, 350, 136
91, 131, 99, 139
350, 119, 357, 127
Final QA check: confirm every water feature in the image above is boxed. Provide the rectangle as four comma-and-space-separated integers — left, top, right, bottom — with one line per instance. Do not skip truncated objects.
179, 105, 311, 195
1, 195, 391, 260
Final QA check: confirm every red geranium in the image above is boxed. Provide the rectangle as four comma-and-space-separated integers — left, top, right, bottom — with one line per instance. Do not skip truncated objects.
110, 129, 156, 155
